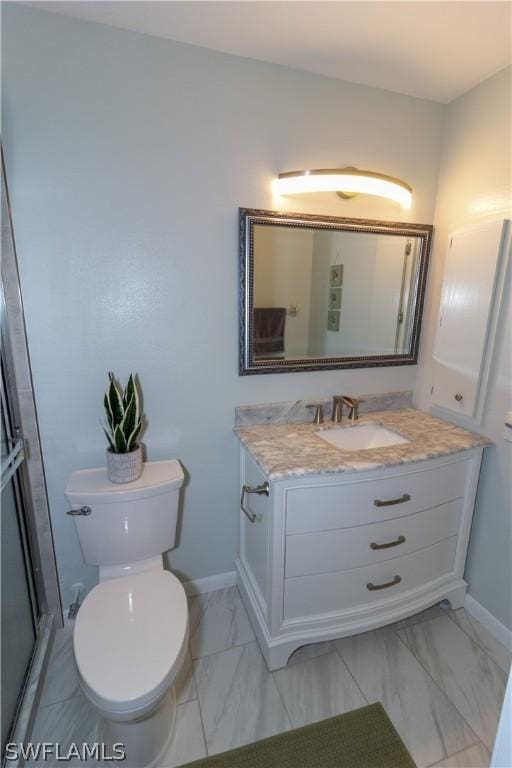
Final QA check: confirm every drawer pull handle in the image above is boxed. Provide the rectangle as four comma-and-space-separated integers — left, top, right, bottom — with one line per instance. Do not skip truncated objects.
374, 493, 410, 507
367, 575, 402, 591
240, 482, 269, 523
370, 535, 406, 551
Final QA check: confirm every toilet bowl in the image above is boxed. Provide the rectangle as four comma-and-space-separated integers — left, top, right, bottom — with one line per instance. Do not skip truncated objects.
65, 460, 187, 768
74, 568, 188, 767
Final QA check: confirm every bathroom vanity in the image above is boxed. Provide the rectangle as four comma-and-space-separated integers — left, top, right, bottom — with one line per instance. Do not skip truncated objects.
235, 407, 489, 670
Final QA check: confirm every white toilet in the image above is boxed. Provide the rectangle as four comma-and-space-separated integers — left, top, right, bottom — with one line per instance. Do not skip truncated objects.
65, 460, 188, 768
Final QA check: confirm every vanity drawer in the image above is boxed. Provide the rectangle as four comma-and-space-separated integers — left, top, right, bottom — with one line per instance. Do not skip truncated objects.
285, 498, 462, 577
285, 459, 467, 535
283, 536, 457, 621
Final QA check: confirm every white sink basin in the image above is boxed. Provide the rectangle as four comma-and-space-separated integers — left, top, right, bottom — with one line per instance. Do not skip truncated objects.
315, 423, 410, 451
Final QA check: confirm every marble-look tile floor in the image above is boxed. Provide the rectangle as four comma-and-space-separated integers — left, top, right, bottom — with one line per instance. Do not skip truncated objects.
30, 587, 510, 768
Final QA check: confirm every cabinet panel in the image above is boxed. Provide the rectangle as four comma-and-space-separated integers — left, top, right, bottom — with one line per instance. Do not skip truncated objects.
285, 459, 467, 535
285, 498, 462, 577
432, 218, 509, 420
241, 453, 269, 604
283, 536, 457, 621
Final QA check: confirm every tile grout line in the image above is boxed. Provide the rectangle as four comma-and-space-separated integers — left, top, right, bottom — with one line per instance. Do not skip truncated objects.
176, 690, 197, 707
422, 739, 490, 768
196, 637, 266, 758
190, 637, 258, 663
270, 651, 340, 730
187, 590, 213, 644
188, 641, 210, 760
188, 588, 230, 760
190, 586, 292, 754
188, 586, 261, 757
37, 691, 82, 711
391, 605, 451, 632
445, 610, 510, 675
332, 644, 371, 707
189, 586, 256, 662
393, 628, 484, 754
269, 668, 294, 731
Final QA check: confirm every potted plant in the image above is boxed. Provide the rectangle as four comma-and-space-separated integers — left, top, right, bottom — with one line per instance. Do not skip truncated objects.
103, 372, 144, 483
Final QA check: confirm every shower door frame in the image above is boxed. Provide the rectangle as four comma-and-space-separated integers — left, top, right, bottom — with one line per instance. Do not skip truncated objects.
1, 149, 62, 763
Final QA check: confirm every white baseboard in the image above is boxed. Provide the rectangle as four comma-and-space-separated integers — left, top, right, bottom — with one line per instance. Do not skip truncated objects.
465, 594, 512, 651
182, 570, 237, 598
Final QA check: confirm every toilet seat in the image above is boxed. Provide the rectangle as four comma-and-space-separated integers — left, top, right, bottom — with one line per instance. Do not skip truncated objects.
73, 569, 188, 719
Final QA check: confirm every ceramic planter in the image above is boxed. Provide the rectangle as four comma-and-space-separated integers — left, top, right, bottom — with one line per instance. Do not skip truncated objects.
106, 445, 143, 484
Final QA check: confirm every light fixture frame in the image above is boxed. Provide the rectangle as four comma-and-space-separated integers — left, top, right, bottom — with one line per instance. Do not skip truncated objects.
274, 167, 413, 208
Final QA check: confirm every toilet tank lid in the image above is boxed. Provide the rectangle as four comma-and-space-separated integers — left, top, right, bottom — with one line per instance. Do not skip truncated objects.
65, 459, 184, 504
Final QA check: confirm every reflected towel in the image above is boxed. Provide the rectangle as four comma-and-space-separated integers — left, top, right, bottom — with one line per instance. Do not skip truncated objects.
253, 307, 286, 356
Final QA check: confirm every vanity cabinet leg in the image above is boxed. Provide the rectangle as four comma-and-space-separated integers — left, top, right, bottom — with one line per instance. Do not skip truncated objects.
265, 644, 299, 671
443, 583, 467, 610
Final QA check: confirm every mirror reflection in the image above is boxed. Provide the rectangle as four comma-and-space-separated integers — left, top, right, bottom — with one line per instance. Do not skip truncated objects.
253, 225, 421, 361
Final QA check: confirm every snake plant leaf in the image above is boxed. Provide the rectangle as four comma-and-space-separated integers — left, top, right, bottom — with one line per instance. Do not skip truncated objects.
104, 393, 114, 430
103, 371, 144, 453
107, 376, 124, 427
123, 373, 139, 415
102, 425, 116, 452
113, 423, 127, 453
126, 418, 142, 452
120, 393, 138, 443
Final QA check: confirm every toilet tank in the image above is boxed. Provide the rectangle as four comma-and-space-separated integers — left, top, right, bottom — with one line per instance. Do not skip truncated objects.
65, 460, 184, 567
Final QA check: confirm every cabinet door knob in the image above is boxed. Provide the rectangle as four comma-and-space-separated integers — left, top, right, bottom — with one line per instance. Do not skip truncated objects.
455, 393, 464, 402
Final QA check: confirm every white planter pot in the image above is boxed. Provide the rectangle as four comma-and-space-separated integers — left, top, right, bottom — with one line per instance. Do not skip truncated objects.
106, 446, 143, 484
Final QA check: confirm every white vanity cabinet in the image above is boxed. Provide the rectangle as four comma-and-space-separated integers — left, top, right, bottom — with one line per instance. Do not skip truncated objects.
236, 446, 484, 670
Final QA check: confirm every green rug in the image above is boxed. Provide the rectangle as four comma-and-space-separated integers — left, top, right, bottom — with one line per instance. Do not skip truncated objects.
182, 702, 416, 768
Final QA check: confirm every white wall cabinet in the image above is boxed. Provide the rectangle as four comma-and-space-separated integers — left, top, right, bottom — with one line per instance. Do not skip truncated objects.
237, 447, 483, 670
431, 218, 510, 423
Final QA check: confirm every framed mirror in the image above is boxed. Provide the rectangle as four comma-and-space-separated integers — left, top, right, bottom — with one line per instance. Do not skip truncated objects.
239, 208, 432, 375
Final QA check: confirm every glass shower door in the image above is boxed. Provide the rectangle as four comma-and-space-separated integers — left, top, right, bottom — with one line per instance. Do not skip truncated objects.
1, 366, 38, 752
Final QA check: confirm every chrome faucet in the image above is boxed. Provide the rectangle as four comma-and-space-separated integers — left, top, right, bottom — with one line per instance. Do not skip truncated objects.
332, 395, 362, 424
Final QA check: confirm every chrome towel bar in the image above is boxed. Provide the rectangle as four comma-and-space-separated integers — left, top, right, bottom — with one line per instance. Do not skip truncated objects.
241, 482, 269, 523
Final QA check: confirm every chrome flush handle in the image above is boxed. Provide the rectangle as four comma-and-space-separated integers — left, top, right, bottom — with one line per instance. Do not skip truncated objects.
66, 506, 92, 516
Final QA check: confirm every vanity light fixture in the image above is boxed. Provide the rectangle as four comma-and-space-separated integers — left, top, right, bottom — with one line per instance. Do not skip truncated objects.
273, 167, 412, 209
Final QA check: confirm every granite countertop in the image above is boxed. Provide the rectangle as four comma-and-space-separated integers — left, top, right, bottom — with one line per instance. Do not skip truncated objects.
234, 408, 490, 480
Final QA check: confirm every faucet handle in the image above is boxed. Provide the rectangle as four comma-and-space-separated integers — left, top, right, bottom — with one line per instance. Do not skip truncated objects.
341, 395, 364, 421
306, 402, 324, 424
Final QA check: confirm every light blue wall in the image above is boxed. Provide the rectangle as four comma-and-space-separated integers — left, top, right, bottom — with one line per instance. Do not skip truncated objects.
2, 4, 444, 612
415, 67, 511, 630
